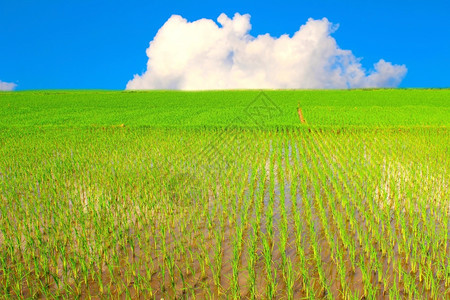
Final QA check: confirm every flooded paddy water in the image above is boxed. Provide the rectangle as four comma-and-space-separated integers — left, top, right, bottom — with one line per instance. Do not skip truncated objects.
0, 127, 449, 298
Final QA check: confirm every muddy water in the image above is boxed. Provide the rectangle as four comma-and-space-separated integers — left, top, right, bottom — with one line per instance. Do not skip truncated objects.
101, 137, 444, 298
6, 129, 449, 299
71, 176, 440, 297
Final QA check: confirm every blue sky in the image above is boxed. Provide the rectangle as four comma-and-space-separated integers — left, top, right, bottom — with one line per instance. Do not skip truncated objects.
0, 0, 449, 90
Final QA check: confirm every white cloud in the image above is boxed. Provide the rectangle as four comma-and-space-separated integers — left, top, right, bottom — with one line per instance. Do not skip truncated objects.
126, 13, 407, 90
0, 80, 17, 91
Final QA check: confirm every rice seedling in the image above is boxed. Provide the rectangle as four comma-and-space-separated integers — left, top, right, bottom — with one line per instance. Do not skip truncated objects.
0, 90, 448, 298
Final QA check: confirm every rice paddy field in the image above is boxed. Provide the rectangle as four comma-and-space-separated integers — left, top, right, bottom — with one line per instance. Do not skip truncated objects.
0, 89, 449, 299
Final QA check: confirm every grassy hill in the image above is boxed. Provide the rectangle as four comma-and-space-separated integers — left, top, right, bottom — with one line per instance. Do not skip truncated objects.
1, 89, 449, 128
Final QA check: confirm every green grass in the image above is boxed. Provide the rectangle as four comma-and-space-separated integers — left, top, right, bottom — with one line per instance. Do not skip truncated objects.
0, 89, 449, 298
1, 89, 449, 127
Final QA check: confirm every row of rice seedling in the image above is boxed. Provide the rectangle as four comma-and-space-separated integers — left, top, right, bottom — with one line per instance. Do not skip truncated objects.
311, 127, 449, 298
0, 126, 448, 298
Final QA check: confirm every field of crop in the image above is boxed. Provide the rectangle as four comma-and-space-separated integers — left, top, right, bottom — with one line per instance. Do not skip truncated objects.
1, 89, 449, 128
0, 89, 449, 299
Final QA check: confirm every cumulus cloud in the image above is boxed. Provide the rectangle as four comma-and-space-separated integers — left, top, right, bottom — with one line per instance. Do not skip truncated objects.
0, 80, 17, 91
126, 13, 407, 90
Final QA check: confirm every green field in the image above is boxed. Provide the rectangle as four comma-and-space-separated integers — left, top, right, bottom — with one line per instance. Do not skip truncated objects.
0, 89, 449, 299
1, 89, 449, 128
